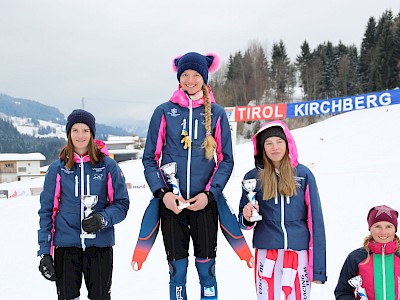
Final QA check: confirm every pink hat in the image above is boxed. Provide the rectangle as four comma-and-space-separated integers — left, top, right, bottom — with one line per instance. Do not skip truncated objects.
367, 205, 398, 230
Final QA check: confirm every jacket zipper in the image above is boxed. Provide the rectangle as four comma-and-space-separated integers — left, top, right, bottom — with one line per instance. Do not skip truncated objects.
382, 243, 386, 300
186, 94, 193, 199
280, 194, 288, 249
80, 157, 86, 250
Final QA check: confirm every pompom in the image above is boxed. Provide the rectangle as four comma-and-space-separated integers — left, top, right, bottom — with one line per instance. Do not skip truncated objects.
205, 53, 220, 73
172, 55, 182, 72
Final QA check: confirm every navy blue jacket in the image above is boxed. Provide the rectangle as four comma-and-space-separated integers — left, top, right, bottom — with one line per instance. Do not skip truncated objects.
37, 141, 129, 256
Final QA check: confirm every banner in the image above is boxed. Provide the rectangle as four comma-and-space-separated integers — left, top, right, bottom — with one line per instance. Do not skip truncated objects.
234, 89, 400, 122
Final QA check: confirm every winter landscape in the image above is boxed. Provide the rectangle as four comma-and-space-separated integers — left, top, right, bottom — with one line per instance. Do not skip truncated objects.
1, 102, 400, 299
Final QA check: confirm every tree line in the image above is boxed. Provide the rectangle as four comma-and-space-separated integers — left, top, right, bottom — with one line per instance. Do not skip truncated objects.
209, 9, 400, 130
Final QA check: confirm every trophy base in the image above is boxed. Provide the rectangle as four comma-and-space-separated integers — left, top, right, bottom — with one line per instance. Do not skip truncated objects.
80, 233, 96, 239
178, 202, 190, 210
250, 215, 262, 222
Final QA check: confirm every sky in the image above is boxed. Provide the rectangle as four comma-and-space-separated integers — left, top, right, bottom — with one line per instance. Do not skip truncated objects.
0, 0, 400, 128
1, 103, 400, 299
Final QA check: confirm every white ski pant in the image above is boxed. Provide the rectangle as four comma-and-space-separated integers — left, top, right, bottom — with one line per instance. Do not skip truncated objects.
255, 249, 311, 300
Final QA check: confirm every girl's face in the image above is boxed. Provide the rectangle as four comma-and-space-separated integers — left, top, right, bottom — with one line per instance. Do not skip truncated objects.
370, 221, 396, 244
264, 136, 287, 168
70, 123, 91, 155
179, 69, 204, 95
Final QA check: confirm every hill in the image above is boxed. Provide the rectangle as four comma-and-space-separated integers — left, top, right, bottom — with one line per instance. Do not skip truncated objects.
0, 103, 399, 298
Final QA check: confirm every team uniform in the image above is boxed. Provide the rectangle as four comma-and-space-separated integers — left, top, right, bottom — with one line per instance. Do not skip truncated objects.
238, 120, 327, 300
38, 140, 129, 299
142, 86, 234, 300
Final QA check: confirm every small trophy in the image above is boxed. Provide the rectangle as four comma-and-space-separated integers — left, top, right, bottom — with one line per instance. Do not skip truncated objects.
160, 162, 189, 210
80, 195, 99, 239
348, 275, 368, 300
242, 179, 262, 222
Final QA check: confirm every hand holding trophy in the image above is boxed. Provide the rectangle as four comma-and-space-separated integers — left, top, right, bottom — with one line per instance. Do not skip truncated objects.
242, 179, 262, 222
160, 162, 189, 210
80, 195, 99, 239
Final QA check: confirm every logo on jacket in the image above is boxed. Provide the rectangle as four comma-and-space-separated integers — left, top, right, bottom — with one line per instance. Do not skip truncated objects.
168, 108, 180, 118
294, 176, 304, 188
61, 168, 74, 175
93, 173, 103, 180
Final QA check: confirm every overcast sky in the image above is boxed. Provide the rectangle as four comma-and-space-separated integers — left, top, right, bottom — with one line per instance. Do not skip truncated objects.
1, 0, 399, 127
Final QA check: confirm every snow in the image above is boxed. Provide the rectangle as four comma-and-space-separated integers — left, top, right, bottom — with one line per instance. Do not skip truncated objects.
1, 104, 400, 299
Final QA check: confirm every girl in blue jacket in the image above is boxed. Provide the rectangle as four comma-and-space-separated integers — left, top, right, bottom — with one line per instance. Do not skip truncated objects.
37, 109, 130, 300
238, 120, 327, 300
142, 52, 234, 300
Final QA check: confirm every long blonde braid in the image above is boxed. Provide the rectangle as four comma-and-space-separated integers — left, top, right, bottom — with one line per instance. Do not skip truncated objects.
201, 84, 216, 160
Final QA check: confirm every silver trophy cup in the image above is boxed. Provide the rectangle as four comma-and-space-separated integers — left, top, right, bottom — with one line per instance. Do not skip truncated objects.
80, 195, 99, 239
242, 179, 262, 222
348, 275, 368, 300
160, 162, 189, 210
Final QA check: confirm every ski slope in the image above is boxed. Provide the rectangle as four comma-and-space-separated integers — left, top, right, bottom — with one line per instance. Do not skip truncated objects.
1, 103, 400, 299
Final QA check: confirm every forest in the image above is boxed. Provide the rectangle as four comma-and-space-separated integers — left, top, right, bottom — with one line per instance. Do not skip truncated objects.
209, 9, 400, 132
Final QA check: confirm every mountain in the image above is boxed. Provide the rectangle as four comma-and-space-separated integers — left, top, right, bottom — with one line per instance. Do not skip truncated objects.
0, 92, 137, 164
0, 92, 134, 138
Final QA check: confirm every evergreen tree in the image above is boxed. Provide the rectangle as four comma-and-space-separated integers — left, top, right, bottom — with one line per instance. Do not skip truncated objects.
270, 40, 295, 103
373, 10, 398, 90
359, 17, 377, 92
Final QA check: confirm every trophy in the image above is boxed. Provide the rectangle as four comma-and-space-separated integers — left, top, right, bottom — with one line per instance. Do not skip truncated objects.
160, 162, 189, 210
348, 275, 368, 300
242, 179, 262, 222
80, 195, 99, 239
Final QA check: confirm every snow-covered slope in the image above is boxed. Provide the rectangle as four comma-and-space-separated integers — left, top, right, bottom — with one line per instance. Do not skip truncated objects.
1, 104, 400, 299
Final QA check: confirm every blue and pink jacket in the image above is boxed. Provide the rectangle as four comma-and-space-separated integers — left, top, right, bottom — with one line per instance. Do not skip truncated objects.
142, 86, 233, 200
335, 240, 400, 299
37, 140, 130, 256
238, 120, 327, 283
132, 87, 253, 270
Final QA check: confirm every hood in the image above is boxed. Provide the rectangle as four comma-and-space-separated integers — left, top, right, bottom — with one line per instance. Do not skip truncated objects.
170, 85, 216, 108
251, 120, 298, 168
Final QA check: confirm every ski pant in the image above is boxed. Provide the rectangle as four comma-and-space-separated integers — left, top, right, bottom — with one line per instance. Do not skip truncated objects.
160, 200, 218, 260
54, 246, 113, 300
255, 249, 311, 300
160, 201, 218, 299
169, 257, 218, 300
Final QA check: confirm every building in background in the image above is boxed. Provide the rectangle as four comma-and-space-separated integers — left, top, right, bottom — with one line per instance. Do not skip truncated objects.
105, 136, 144, 163
0, 153, 46, 183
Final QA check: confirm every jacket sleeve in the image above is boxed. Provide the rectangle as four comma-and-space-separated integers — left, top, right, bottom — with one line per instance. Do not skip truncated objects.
37, 162, 60, 256
334, 249, 364, 299
208, 106, 234, 199
142, 105, 169, 194
305, 168, 327, 283
100, 158, 130, 227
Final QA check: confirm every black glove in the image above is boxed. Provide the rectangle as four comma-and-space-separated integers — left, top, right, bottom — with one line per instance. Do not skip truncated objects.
39, 254, 56, 281
204, 191, 215, 204
82, 213, 105, 233
153, 188, 171, 200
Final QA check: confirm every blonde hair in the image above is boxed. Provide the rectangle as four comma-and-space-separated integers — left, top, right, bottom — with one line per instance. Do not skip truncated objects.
258, 150, 297, 200
361, 234, 400, 264
60, 133, 103, 169
201, 84, 216, 160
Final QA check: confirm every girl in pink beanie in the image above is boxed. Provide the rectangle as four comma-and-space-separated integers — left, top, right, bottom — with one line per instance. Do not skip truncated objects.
335, 205, 400, 299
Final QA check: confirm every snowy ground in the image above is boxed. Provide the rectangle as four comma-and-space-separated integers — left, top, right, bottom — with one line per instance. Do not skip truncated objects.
1, 103, 400, 299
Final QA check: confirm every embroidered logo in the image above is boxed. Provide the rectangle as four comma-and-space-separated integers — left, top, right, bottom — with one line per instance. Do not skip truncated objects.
168, 108, 180, 118
93, 173, 103, 180
61, 168, 74, 174
92, 167, 105, 172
